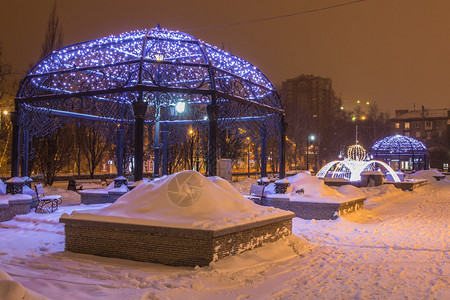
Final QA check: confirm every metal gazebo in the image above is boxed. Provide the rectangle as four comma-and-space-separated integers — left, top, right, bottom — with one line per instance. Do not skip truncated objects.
11, 26, 286, 180
369, 135, 429, 170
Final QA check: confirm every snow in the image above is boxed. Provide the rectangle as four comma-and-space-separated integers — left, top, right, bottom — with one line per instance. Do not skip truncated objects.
266, 173, 365, 203
406, 169, 445, 180
0, 172, 448, 299
5, 177, 24, 183
62, 170, 289, 230
230, 177, 255, 194
0, 270, 47, 300
0, 179, 5, 195
0, 194, 32, 202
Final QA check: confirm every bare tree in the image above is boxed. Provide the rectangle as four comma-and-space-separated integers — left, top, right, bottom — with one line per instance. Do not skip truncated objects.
33, 127, 74, 186
0, 43, 12, 100
40, 1, 63, 59
80, 126, 111, 179
29, 2, 67, 184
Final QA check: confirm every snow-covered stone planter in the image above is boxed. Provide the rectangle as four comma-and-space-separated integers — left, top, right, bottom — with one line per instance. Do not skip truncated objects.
387, 179, 428, 191
263, 195, 364, 220
5, 177, 24, 195
60, 213, 293, 267
60, 171, 294, 267
360, 171, 385, 187
80, 184, 129, 204
274, 178, 290, 194
261, 173, 366, 220
0, 194, 32, 222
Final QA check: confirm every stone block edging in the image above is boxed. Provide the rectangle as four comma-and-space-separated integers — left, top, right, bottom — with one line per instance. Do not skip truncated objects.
60, 211, 295, 267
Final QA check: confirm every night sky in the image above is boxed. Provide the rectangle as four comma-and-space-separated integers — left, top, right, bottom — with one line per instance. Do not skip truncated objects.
1, 0, 449, 113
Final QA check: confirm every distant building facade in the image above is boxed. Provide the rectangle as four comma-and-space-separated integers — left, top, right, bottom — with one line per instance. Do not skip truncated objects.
281, 74, 344, 171
282, 74, 341, 123
390, 107, 449, 170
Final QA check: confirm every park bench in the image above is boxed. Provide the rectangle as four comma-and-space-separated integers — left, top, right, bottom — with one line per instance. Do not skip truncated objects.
35, 184, 62, 213
244, 184, 265, 204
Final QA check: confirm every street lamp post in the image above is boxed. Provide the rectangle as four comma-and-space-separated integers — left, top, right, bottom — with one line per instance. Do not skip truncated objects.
247, 137, 250, 177
189, 128, 194, 170
306, 134, 315, 172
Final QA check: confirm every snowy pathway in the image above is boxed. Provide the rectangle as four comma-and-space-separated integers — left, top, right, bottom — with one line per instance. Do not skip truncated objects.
0, 182, 448, 299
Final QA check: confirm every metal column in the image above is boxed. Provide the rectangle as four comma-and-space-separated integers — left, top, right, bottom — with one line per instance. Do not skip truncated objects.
279, 115, 286, 179
21, 129, 29, 177
161, 130, 169, 176
260, 124, 267, 178
10, 105, 20, 178
207, 103, 219, 177
132, 100, 148, 181
116, 127, 124, 176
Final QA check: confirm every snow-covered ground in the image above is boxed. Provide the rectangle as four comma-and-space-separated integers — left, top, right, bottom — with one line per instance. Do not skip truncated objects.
0, 172, 448, 299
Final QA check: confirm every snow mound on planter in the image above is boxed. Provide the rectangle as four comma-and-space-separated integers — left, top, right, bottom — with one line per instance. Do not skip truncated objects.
405, 169, 445, 181
264, 172, 366, 203
66, 170, 287, 230
286, 172, 342, 198
0, 269, 48, 300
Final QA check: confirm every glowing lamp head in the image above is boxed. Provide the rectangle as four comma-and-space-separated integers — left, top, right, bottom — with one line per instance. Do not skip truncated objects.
175, 101, 186, 113
188, 129, 193, 135
3, 111, 8, 115
309, 135, 315, 141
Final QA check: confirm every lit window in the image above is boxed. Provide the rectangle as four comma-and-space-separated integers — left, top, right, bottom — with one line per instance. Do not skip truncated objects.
405, 122, 410, 129
395, 123, 400, 129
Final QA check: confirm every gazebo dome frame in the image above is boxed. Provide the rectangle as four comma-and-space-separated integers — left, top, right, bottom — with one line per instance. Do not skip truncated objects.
12, 26, 286, 180
369, 134, 429, 170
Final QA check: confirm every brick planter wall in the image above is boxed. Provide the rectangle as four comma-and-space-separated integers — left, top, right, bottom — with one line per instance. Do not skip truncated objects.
80, 191, 111, 204
0, 197, 32, 222
60, 213, 294, 267
80, 190, 129, 204
0, 203, 15, 222
263, 196, 365, 220
108, 190, 128, 202
388, 179, 428, 191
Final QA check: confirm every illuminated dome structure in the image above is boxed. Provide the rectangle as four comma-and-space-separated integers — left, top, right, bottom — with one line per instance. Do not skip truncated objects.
317, 144, 401, 182
12, 26, 285, 180
369, 135, 429, 170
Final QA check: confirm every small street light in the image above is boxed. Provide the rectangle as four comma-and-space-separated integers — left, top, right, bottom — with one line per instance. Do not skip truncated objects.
306, 134, 315, 172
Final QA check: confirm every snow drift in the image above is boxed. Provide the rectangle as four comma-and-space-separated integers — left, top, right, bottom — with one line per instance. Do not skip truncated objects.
63, 170, 286, 230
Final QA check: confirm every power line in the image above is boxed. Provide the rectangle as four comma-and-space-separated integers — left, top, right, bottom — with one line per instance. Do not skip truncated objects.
183, 0, 366, 31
